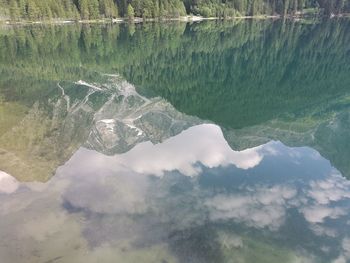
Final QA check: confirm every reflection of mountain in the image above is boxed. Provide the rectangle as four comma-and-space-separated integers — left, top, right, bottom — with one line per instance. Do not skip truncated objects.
0, 82, 101, 181
85, 79, 200, 155
222, 97, 350, 178
118, 20, 350, 179
1, 20, 350, 181
0, 76, 200, 182
2, 73, 350, 183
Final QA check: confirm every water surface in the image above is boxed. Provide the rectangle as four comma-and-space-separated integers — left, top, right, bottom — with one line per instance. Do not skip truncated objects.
0, 20, 350, 263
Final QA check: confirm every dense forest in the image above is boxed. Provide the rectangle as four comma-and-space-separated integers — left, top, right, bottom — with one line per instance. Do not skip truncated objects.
0, 0, 350, 20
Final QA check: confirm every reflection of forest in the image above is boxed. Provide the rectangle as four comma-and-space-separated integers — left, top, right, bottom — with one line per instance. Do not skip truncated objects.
1, 20, 350, 126
0, 20, 350, 181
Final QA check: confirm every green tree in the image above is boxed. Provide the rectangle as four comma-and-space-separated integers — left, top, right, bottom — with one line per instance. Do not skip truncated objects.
18, 0, 27, 19
79, 0, 90, 19
27, 0, 40, 20
99, 0, 118, 18
88, 0, 100, 19
10, 0, 21, 20
132, 0, 143, 16
127, 3, 135, 18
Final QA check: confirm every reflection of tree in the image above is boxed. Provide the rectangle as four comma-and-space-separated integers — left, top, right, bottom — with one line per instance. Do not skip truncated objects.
2, 20, 350, 122
123, 20, 350, 129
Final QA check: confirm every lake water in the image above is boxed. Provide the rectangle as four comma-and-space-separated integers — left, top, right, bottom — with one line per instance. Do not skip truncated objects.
0, 19, 350, 263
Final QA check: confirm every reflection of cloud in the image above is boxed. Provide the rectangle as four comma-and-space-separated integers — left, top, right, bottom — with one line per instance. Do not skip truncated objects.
309, 224, 338, 237
63, 171, 149, 215
307, 172, 350, 205
205, 185, 297, 230
72, 242, 176, 263
333, 237, 350, 263
0, 171, 19, 194
114, 124, 264, 177
301, 205, 346, 223
58, 123, 274, 226
343, 238, 350, 257
217, 232, 243, 249
17, 121, 348, 262
20, 212, 68, 241
301, 172, 350, 226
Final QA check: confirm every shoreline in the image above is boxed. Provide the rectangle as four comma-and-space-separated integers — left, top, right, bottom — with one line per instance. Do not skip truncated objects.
1, 13, 349, 26
1, 15, 277, 26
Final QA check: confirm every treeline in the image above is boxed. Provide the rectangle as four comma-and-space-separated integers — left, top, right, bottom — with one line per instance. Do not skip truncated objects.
1, 0, 117, 20
0, 0, 350, 20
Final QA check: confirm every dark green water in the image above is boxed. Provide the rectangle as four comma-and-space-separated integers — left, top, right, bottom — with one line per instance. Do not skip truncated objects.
0, 19, 350, 263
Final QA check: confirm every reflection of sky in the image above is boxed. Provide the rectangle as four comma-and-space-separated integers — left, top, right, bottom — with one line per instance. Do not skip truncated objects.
0, 171, 19, 194
1, 124, 350, 263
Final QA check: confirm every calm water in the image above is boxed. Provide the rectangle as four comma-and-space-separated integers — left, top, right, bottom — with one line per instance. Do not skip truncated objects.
0, 20, 350, 263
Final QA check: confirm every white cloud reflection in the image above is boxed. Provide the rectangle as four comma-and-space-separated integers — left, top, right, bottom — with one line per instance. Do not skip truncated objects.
205, 185, 297, 230
60, 125, 350, 236
301, 205, 347, 223
310, 224, 338, 238
307, 173, 350, 205
59, 124, 269, 219
2, 122, 350, 263
63, 171, 149, 215
333, 237, 350, 263
65, 124, 265, 178
301, 172, 350, 225
0, 171, 19, 194
114, 124, 264, 176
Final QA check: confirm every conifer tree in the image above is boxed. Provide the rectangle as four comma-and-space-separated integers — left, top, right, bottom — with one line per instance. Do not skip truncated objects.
79, 0, 90, 19
127, 3, 135, 18
88, 0, 99, 19
27, 0, 40, 20
9, 0, 20, 20
2, 0, 350, 21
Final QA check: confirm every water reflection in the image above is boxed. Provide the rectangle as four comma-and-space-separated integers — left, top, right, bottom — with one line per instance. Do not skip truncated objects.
0, 171, 19, 194
0, 76, 349, 263
1, 20, 350, 180
1, 20, 350, 263
1, 127, 350, 262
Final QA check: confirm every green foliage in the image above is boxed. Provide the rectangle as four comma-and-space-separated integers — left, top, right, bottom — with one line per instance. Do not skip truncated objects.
127, 3, 135, 18
79, 0, 90, 19
2, 0, 350, 20
27, 0, 40, 20
88, 0, 100, 19
99, 0, 118, 18
9, 0, 20, 20
3, 0, 120, 20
